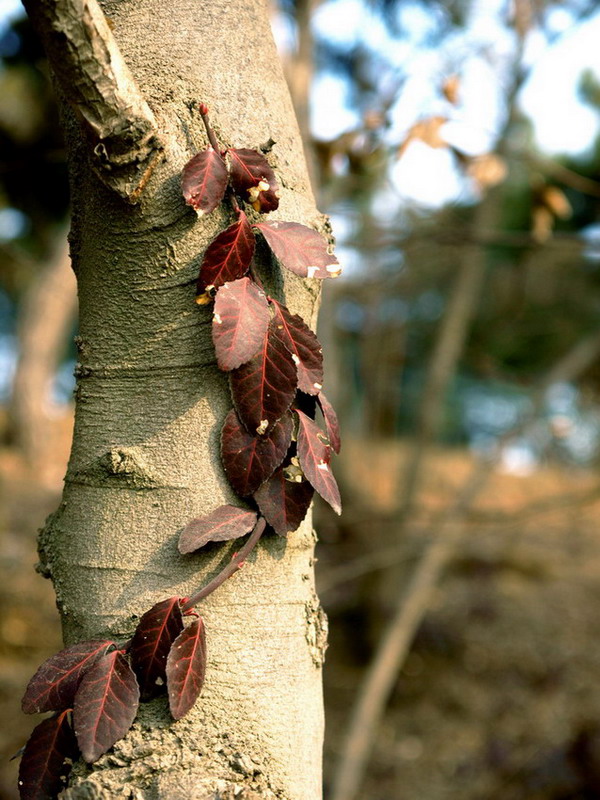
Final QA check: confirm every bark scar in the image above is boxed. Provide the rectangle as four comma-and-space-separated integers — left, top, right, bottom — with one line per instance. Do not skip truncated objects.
67, 447, 161, 490
305, 594, 328, 667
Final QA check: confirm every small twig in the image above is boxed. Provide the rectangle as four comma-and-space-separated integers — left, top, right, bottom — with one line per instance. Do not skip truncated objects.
181, 517, 267, 611
228, 191, 241, 214
528, 153, 600, 199
199, 103, 224, 157
319, 484, 600, 595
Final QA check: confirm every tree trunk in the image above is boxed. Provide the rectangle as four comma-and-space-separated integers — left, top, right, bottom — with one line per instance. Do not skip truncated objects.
26, 1, 326, 797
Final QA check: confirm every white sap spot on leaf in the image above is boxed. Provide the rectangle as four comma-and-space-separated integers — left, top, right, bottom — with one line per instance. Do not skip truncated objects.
307, 266, 318, 278
313, 382, 322, 390
213, 313, 222, 324
256, 419, 269, 435
317, 461, 329, 471
195, 208, 205, 217
326, 264, 342, 277
292, 354, 300, 365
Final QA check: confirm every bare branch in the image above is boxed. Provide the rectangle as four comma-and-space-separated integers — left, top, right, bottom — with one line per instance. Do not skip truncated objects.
24, 0, 164, 203
330, 324, 600, 800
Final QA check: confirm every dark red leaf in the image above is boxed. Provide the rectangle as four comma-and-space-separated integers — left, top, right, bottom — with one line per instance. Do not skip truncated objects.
270, 300, 324, 395
253, 464, 314, 536
178, 505, 258, 554
221, 409, 293, 496
317, 392, 341, 454
129, 598, 184, 700
230, 319, 297, 435
295, 409, 341, 514
197, 212, 255, 293
212, 278, 270, 371
22, 641, 114, 715
182, 149, 228, 215
228, 148, 279, 212
255, 221, 341, 279
166, 618, 207, 720
18, 711, 78, 800
73, 651, 139, 763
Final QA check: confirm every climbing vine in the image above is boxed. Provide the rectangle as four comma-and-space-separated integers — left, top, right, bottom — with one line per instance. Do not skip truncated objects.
16, 104, 341, 799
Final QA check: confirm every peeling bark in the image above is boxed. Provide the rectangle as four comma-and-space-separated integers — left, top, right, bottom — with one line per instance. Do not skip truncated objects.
23, 0, 164, 202
26, 0, 325, 797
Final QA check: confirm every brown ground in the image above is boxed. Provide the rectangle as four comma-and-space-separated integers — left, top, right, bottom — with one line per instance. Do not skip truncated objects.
319, 439, 600, 799
0, 414, 71, 799
3, 417, 600, 799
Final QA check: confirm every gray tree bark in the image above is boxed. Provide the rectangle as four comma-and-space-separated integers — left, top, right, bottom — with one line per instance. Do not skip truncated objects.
24, 1, 327, 798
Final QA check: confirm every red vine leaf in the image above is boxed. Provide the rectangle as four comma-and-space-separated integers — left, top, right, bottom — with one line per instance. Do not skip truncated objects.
73, 651, 140, 763
182, 149, 228, 215
295, 409, 341, 514
221, 409, 293, 496
230, 319, 298, 435
254, 464, 314, 536
228, 148, 279, 212
130, 598, 184, 700
18, 710, 78, 800
270, 300, 324, 395
212, 278, 270, 371
317, 392, 341, 454
197, 212, 255, 293
22, 641, 115, 715
178, 505, 258, 554
166, 618, 207, 720
255, 221, 341, 279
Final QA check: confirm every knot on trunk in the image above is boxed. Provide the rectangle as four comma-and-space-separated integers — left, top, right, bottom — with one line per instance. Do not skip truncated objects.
67, 447, 160, 490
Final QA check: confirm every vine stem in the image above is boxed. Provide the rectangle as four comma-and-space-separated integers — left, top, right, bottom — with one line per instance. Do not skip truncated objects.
181, 517, 267, 612
199, 103, 244, 217
199, 103, 222, 156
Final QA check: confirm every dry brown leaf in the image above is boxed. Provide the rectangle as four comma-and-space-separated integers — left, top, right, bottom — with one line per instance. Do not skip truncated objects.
442, 75, 460, 105
542, 186, 572, 219
467, 153, 508, 190
532, 206, 554, 243
398, 116, 447, 158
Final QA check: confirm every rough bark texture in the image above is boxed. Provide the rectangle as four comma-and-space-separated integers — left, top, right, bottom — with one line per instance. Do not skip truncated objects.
28, 1, 327, 797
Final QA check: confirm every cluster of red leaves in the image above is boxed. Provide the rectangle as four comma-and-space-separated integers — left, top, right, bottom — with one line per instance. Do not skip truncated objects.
18, 600, 205, 797
19, 106, 341, 799
182, 130, 342, 537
